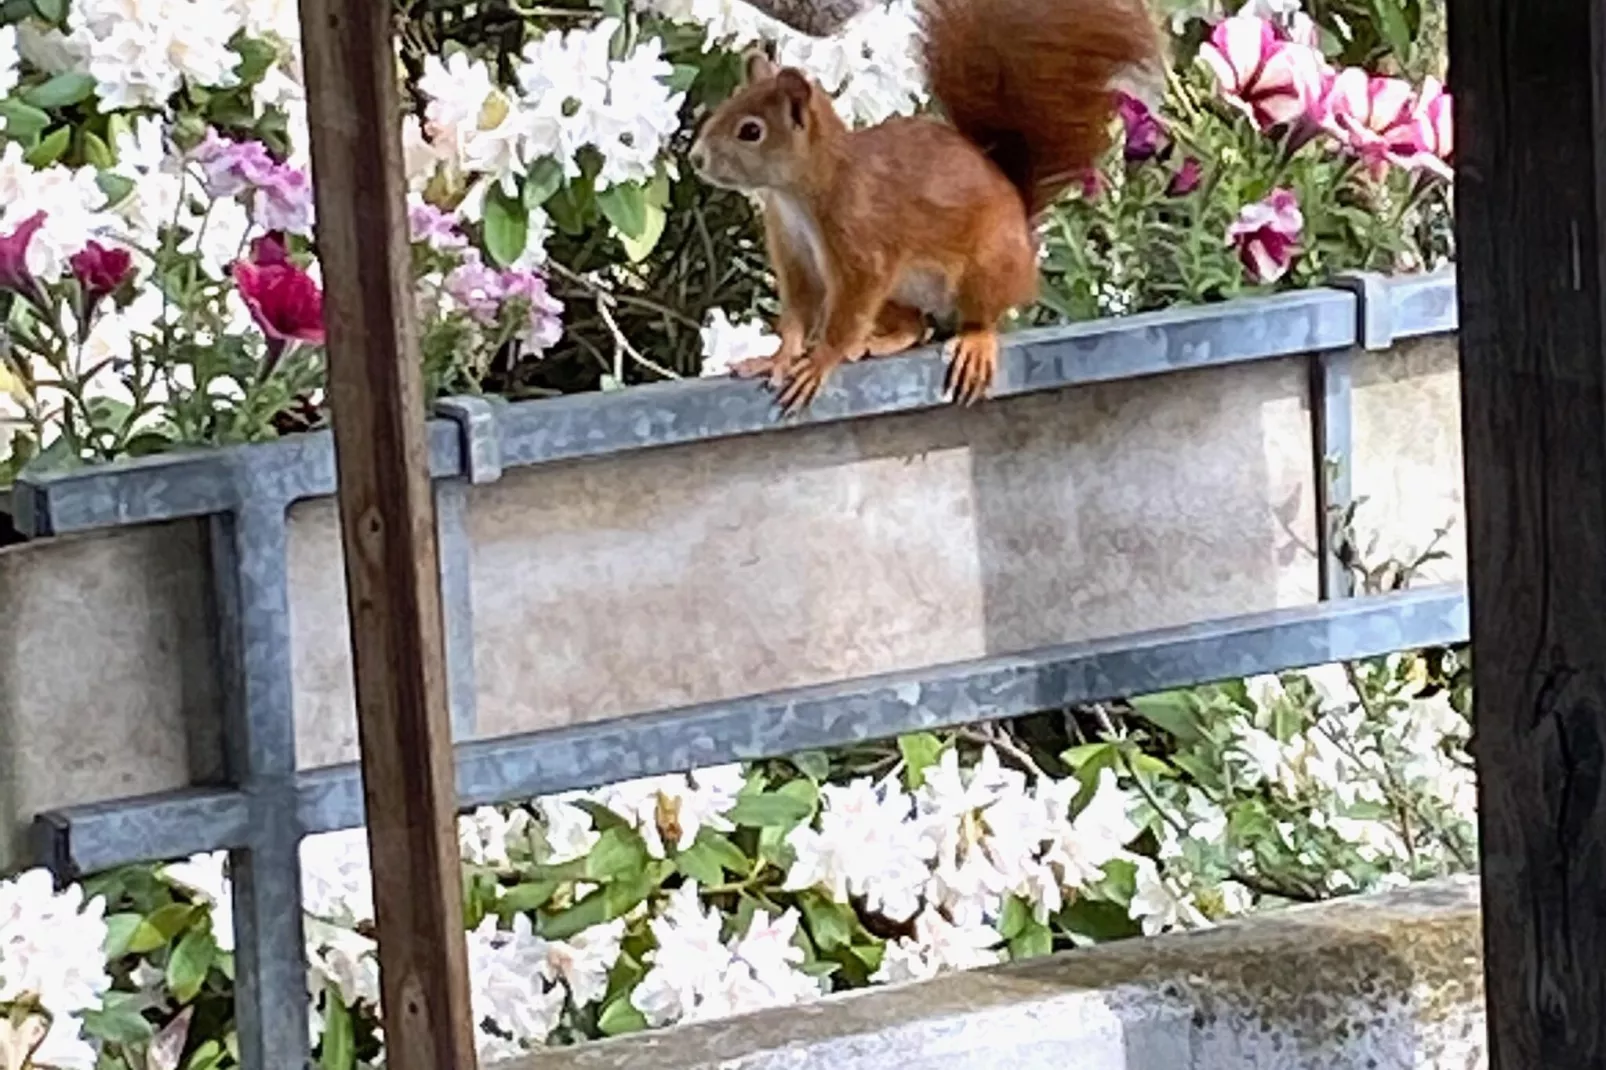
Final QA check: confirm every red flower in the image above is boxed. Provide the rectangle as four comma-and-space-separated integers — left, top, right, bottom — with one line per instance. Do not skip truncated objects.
250, 231, 289, 267
0, 212, 47, 308
70, 242, 134, 303
233, 259, 326, 346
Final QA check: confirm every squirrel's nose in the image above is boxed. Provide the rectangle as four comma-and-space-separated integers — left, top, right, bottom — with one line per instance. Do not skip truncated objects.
689, 143, 708, 174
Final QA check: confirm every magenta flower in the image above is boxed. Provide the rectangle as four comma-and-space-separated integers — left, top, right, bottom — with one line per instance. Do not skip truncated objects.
0, 212, 47, 307
1227, 189, 1303, 283
408, 203, 468, 251
250, 231, 290, 267
1198, 15, 1328, 131
1116, 91, 1165, 161
234, 260, 326, 344
1167, 157, 1203, 196
1322, 69, 1418, 172
69, 241, 134, 315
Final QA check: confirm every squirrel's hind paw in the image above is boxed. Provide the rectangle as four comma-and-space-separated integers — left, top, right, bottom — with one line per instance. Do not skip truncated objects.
944, 329, 999, 406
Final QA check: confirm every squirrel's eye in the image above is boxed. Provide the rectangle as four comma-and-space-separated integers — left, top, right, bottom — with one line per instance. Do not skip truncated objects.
737, 119, 764, 142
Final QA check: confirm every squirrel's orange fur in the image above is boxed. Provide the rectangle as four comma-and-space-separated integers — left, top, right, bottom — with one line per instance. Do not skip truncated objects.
688, 0, 1160, 412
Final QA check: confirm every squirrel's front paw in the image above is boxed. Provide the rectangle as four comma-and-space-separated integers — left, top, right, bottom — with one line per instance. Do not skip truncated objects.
775, 353, 838, 415
945, 329, 999, 406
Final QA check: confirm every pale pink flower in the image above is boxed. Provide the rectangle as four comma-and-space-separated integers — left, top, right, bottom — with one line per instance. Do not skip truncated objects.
1402, 76, 1453, 180
1322, 69, 1419, 171
1227, 188, 1303, 283
1197, 15, 1328, 131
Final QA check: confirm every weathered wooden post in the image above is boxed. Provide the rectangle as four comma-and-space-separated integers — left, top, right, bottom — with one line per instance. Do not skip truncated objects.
297, 0, 480, 1065
1453, 0, 1606, 1065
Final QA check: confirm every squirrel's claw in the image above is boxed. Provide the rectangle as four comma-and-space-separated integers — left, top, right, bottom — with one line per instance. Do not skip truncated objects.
945, 330, 998, 406
775, 356, 833, 414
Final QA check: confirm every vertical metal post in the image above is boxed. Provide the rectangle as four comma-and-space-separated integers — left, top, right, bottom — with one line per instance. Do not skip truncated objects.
209, 502, 310, 1070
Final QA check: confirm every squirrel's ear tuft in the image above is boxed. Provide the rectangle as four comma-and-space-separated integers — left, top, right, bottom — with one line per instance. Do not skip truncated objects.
774, 68, 812, 127
743, 48, 777, 83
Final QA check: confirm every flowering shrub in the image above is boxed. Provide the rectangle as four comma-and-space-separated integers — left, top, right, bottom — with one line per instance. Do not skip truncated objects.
0, 0, 1451, 484
27, 630, 1465, 1070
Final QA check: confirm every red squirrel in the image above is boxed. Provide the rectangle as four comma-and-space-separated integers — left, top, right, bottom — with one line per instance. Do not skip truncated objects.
688, 0, 1161, 413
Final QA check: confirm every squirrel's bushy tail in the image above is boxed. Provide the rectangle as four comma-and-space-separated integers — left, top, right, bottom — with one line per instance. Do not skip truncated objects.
920, 0, 1161, 219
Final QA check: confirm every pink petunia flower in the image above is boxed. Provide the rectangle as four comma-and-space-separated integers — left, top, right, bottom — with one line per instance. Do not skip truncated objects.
1198, 15, 1328, 131
1227, 188, 1303, 283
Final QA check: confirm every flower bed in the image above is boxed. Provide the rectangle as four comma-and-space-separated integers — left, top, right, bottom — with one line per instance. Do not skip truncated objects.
0, 638, 1472, 1068
0, 0, 1451, 486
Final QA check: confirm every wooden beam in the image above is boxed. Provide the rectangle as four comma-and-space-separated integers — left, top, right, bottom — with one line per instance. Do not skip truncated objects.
1452, 0, 1606, 1065
296, 0, 478, 1066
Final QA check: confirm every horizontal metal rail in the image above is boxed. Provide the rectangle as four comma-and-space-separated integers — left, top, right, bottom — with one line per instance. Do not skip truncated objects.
35, 584, 1469, 876
9, 270, 1454, 539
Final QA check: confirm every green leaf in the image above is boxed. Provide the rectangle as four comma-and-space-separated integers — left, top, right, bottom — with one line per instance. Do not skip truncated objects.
728, 789, 813, 829
596, 993, 648, 1036
597, 181, 649, 239
24, 125, 71, 168
232, 37, 279, 86
31, 0, 65, 24
674, 839, 727, 885
317, 996, 355, 1070
482, 182, 529, 267
998, 895, 1032, 940
898, 733, 946, 789
667, 63, 701, 92
102, 913, 146, 958
166, 927, 218, 1003
521, 157, 565, 208
585, 826, 651, 882
789, 750, 831, 781
798, 892, 855, 952
81, 130, 114, 170
1059, 896, 1140, 943
542, 872, 659, 940
1006, 917, 1052, 960
620, 201, 666, 262
1370, 0, 1413, 60
499, 880, 559, 914
182, 1041, 225, 1070
0, 99, 52, 143
95, 171, 136, 208
143, 902, 200, 943
23, 72, 96, 110
81, 993, 154, 1046
1127, 692, 1204, 743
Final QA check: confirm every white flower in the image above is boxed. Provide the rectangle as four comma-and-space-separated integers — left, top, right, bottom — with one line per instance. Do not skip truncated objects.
1128, 857, 1208, 937
632, 885, 823, 1027
698, 308, 778, 376
595, 765, 745, 858
545, 919, 625, 1007
305, 918, 380, 1009
0, 25, 19, 98
459, 806, 532, 868
630, 883, 729, 1027
784, 777, 933, 923
66, 0, 243, 111
871, 907, 1001, 984
465, 914, 566, 1057
300, 828, 375, 924
160, 852, 235, 952
0, 870, 110, 1070
533, 795, 601, 864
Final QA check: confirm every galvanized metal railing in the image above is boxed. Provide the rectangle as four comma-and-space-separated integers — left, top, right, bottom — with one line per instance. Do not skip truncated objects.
8, 267, 1464, 1070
